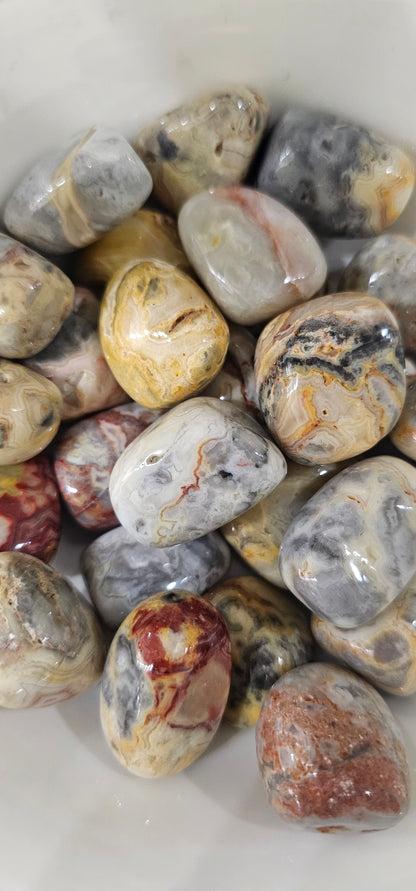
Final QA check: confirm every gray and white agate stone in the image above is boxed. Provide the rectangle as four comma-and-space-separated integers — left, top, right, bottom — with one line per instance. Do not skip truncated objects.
82, 526, 231, 629
257, 109, 415, 238
4, 126, 152, 253
339, 234, 416, 359
109, 396, 287, 547
279, 455, 416, 628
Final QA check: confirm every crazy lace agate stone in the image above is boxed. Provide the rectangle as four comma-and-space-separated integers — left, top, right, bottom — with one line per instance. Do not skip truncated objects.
279, 455, 416, 628
0, 454, 60, 562
202, 323, 262, 422
312, 577, 416, 697
54, 402, 162, 531
178, 187, 327, 324
99, 260, 229, 409
0, 234, 74, 358
73, 209, 192, 286
110, 396, 287, 547
255, 292, 406, 464
100, 590, 231, 776
4, 126, 152, 253
82, 526, 230, 628
222, 461, 344, 588
339, 234, 416, 360
134, 86, 269, 214
0, 360, 63, 465
390, 375, 416, 461
0, 552, 106, 708
258, 109, 415, 237
25, 287, 126, 420
205, 576, 312, 727
256, 662, 410, 831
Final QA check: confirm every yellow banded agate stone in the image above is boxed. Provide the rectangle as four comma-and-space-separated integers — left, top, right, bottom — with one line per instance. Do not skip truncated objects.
99, 260, 229, 409
0, 360, 63, 465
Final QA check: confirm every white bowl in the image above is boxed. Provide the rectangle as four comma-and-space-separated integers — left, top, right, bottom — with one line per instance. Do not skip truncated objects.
1, 2, 416, 889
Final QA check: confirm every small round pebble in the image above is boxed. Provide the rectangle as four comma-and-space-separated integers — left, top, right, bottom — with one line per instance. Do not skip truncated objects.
0, 454, 60, 562
0, 360, 63, 465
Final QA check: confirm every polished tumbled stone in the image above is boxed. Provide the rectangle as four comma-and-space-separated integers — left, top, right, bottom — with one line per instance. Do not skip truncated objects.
0, 234, 74, 358
4, 126, 152, 253
202, 322, 262, 422
0, 360, 63, 465
279, 455, 416, 628
390, 375, 416, 461
134, 86, 269, 213
256, 662, 410, 831
0, 454, 60, 563
109, 396, 287, 547
178, 187, 326, 324
82, 526, 230, 628
257, 109, 414, 238
255, 292, 406, 464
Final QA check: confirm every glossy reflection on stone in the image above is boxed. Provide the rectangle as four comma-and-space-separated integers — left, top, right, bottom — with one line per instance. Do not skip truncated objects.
206, 576, 313, 727
255, 292, 406, 464
109, 396, 287, 547
100, 590, 231, 777
134, 86, 269, 214
279, 455, 416, 628
82, 526, 230, 629
73, 208, 192, 286
258, 109, 414, 238
256, 662, 410, 831
0, 234, 74, 358
202, 322, 262, 422
0, 552, 106, 708
312, 578, 416, 697
54, 402, 162, 531
0, 454, 60, 562
0, 360, 63, 465
4, 126, 152, 253
390, 375, 416, 461
178, 187, 327, 324
25, 287, 126, 420
100, 260, 229, 408
222, 461, 344, 588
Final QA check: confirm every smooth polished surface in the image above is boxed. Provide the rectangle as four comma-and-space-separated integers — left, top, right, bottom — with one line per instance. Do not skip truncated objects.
258, 109, 415, 237
82, 527, 230, 628
390, 375, 416, 460
256, 662, 409, 831
255, 292, 406, 464
100, 590, 231, 776
100, 259, 229, 408
202, 322, 262, 421
0, 454, 60, 562
206, 576, 312, 727
178, 187, 326, 324
134, 86, 269, 213
110, 396, 287, 547
279, 455, 416, 628
0, 360, 63, 464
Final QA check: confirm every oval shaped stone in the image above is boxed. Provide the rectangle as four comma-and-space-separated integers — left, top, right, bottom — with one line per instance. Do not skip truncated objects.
339, 234, 416, 360
255, 292, 406, 464
82, 526, 230, 628
222, 460, 345, 588
256, 662, 409, 831
54, 402, 162, 531
134, 86, 269, 214
99, 260, 229, 409
206, 576, 313, 727
178, 187, 326, 324
257, 109, 414, 237
0, 360, 63, 465
109, 396, 287, 547
4, 126, 152, 253
0, 234, 74, 358
0, 454, 60, 562
100, 590, 231, 776
390, 375, 416, 461
0, 552, 106, 708
25, 286, 126, 420
312, 578, 416, 697
279, 455, 416, 628
73, 209, 192, 286
202, 322, 262, 422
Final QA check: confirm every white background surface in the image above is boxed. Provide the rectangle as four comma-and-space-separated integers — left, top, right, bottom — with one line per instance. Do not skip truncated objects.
1, 1, 416, 889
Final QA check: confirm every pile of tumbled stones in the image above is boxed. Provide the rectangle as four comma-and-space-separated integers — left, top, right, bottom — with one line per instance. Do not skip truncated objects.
1, 85, 416, 833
